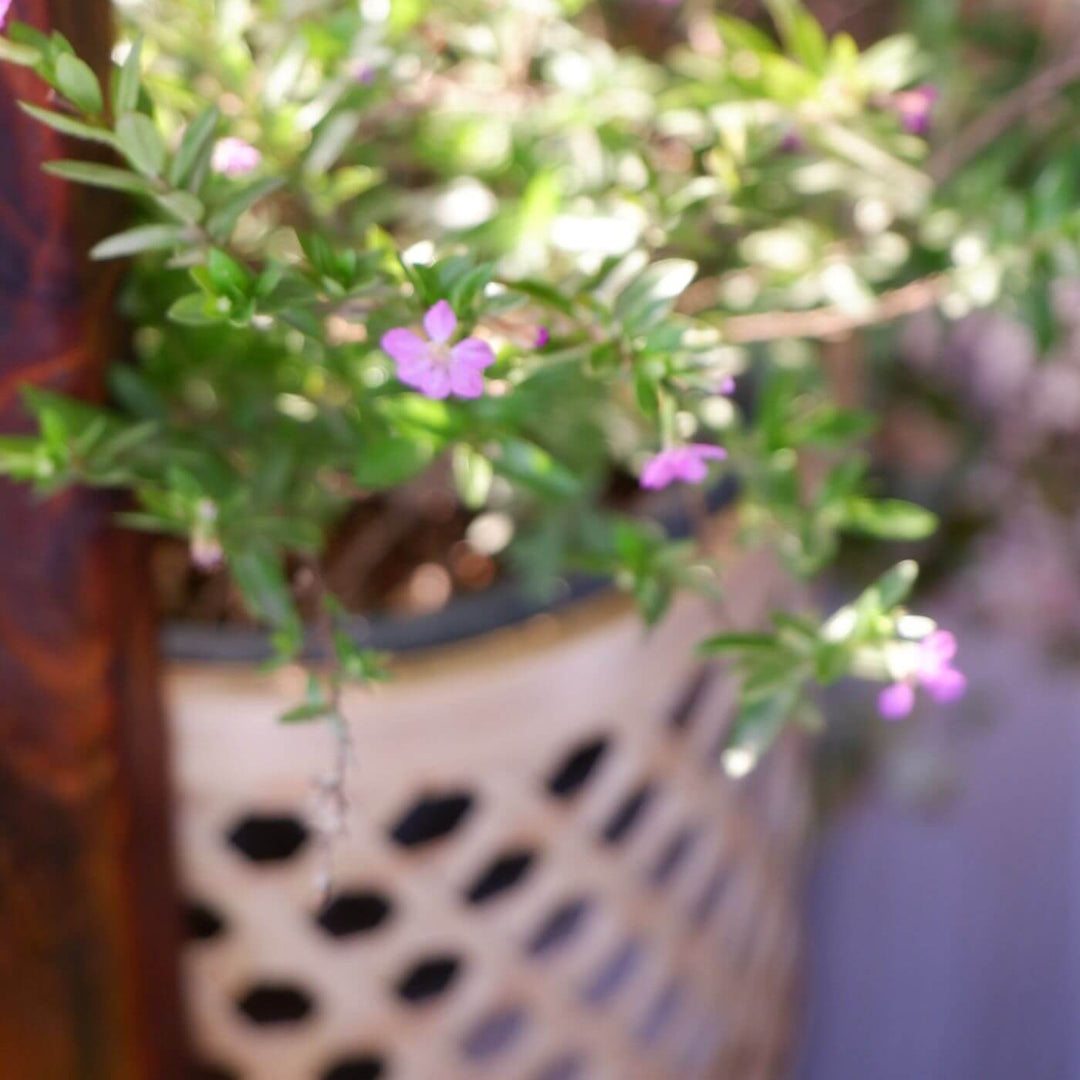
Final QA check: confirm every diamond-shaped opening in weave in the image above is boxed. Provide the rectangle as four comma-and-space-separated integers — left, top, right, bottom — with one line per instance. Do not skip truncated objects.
649, 824, 702, 889
601, 782, 657, 845
635, 979, 685, 1048
466, 849, 537, 905
227, 814, 309, 863
666, 668, 713, 732
316, 890, 394, 938
236, 983, 315, 1025
321, 1054, 387, 1080
581, 938, 645, 1007
185, 899, 227, 942
396, 954, 464, 1004
527, 896, 593, 958
461, 1004, 529, 1062
533, 1052, 588, 1080
546, 735, 610, 798
389, 792, 474, 848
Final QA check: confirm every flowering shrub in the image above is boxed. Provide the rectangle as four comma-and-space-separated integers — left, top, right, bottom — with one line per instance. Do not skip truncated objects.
3, 0, 1052, 773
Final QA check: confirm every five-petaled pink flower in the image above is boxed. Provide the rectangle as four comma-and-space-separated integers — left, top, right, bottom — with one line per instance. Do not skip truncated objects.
382, 300, 495, 400
640, 443, 727, 490
211, 137, 262, 177
878, 629, 966, 720
891, 84, 939, 137
0, 0, 12, 30
535, 326, 550, 349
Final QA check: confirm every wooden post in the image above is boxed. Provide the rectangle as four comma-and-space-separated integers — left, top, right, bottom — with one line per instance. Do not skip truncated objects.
0, 2, 186, 1078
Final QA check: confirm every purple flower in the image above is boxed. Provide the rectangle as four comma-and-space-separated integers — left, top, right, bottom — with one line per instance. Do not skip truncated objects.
191, 499, 223, 570
640, 443, 727, 490
892, 84, 939, 137
779, 130, 805, 154
211, 137, 262, 177
877, 681, 915, 721
718, 375, 736, 396
381, 300, 495, 400
0, 0, 12, 31
878, 629, 966, 720
535, 326, 550, 349
351, 60, 376, 85
191, 536, 224, 571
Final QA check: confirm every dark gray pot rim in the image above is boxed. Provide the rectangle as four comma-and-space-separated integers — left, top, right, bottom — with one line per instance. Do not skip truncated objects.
162, 478, 737, 664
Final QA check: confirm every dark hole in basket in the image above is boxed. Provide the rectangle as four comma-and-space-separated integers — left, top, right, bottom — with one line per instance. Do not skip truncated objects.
185, 900, 226, 942
390, 792, 474, 848
227, 814, 309, 863
461, 1005, 529, 1062
582, 938, 644, 1006
667, 668, 714, 731
528, 897, 592, 957
635, 980, 685, 1047
396, 954, 463, 1003
546, 736, 610, 798
650, 824, 701, 888
601, 782, 657, 845
236, 983, 314, 1025
691, 865, 731, 928
534, 1052, 588, 1080
322, 1055, 386, 1080
316, 890, 393, 938
191, 1064, 239, 1080
466, 849, 537, 904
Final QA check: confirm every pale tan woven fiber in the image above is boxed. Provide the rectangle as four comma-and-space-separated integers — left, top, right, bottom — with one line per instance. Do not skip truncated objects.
168, 550, 807, 1080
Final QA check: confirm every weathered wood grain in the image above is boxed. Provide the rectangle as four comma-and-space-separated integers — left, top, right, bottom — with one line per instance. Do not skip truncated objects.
0, 2, 186, 1078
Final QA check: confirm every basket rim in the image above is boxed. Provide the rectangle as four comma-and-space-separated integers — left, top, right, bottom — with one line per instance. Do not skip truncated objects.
161, 478, 737, 665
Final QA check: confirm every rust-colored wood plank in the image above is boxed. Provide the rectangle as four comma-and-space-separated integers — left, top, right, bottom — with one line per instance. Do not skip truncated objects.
0, 3, 186, 1078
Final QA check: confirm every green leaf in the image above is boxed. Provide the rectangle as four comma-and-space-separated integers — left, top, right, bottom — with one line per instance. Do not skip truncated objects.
874, 560, 919, 610
0, 37, 42, 67
114, 35, 143, 115
90, 223, 191, 260
43, 159, 151, 195
279, 702, 336, 724
206, 248, 251, 297
765, 0, 829, 73
793, 407, 876, 447
153, 190, 204, 224
494, 438, 581, 501
841, 498, 938, 541
206, 176, 284, 240
614, 259, 697, 334
168, 105, 219, 188
450, 263, 494, 315
452, 444, 494, 509
723, 683, 800, 775
699, 632, 780, 655
230, 547, 298, 631
509, 278, 575, 316
353, 433, 434, 489
116, 112, 166, 177
54, 53, 103, 115
19, 102, 117, 146
715, 14, 780, 55
167, 293, 224, 325
633, 573, 673, 627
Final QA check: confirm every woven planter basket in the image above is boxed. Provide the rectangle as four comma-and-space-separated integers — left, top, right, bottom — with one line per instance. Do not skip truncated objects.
167, 544, 808, 1080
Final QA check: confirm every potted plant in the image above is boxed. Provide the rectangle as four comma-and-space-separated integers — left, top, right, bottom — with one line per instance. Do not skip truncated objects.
0, 0, 1046, 1076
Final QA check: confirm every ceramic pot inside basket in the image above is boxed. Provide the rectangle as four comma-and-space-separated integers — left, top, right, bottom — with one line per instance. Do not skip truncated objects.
166, 512, 808, 1080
